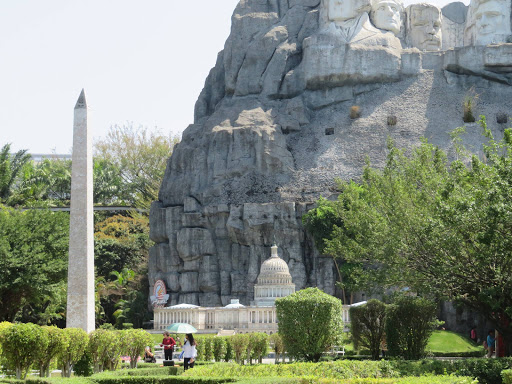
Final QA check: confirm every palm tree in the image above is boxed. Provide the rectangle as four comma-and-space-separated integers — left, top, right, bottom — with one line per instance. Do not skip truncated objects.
0, 143, 32, 204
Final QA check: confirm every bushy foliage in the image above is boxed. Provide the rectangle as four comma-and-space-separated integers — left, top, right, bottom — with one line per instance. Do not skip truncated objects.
59, 328, 89, 377
213, 337, 228, 362
350, 300, 387, 360
121, 328, 153, 369
269, 333, 285, 363
0, 207, 69, 324
74, 352, 94, 377
249, 333, 269, 364
385, 296, 439, 360
229, 334, 249, 364
503, 369, 512, 384
0, 322, 48, 379
276, 288, 343, 362
37, 326, 67, 377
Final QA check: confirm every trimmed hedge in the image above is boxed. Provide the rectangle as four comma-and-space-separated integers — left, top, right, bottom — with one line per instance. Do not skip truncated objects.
0, 376, 477, 384
181, 361, 401, 379
183, 359, 512, 384
503, 369, 512, 384
0, 378, 236, 384
126, 367, 184, 376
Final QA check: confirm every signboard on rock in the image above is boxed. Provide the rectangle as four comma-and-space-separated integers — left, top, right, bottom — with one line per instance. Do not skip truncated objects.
151, 280, 169, 308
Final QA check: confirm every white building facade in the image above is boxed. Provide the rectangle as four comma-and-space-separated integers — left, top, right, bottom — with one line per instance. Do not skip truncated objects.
153, 245, 353, 334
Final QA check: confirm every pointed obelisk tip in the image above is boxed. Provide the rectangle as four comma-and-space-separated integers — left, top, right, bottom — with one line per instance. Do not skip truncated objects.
74, 89, 87, 109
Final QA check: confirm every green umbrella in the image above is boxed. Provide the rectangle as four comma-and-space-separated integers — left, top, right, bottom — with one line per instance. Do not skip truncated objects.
166, 323, 198, 334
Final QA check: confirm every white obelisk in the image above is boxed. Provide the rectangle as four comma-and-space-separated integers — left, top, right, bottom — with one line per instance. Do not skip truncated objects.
66, 89, 95, 332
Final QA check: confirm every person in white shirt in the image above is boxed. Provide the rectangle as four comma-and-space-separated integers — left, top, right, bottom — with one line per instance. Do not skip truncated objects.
181, 333, 197, 370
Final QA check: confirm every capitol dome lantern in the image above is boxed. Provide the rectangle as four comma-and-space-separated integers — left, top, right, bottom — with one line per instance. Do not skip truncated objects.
253, 245, 295, 307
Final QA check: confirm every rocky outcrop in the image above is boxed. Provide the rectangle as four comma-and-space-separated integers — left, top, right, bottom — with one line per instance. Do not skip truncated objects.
150, 0, 512, 307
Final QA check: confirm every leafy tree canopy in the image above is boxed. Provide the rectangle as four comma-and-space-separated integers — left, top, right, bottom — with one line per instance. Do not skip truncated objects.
276, 287, 343, 362
309, 117, 512, 354
0, 206, 69, 323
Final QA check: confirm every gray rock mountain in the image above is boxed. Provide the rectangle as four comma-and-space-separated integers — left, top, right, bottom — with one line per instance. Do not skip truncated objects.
150, 0, 512, 308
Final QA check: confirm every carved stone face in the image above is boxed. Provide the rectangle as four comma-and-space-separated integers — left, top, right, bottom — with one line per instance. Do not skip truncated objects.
371, 0, 402, 35
329, 0, 371, 22
408, 5, 442, 50
473, 0, 510, 45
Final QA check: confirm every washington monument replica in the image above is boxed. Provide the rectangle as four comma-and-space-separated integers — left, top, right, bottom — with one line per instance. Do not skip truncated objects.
66, 89, 95, 332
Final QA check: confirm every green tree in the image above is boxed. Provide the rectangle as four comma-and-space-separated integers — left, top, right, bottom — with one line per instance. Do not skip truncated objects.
0, 323, 48, 379
0, 144, 32, 205
94, 124, 179, 209
319, 121, 512, 353
37, 326, 67, 377
59, 328, 89, 377
385, 296, 439, 360
0, 206, 69, 323
275, 288, 343, 362
229, 334, 249, 364
212, 337, 227, 362
250, 333, 269, 364
350, 299, 387, 360
88, 329, 120, 373
269, 333, 285, 363
121, 329, 152, 369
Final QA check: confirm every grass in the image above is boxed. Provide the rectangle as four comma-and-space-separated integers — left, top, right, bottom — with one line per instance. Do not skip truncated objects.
427, 331, 481, 353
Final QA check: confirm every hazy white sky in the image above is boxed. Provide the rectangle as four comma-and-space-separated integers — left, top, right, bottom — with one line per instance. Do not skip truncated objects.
0, 0, 467, 154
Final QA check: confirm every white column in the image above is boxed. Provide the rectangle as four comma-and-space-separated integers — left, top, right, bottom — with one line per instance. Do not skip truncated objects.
66, 90, 95, 333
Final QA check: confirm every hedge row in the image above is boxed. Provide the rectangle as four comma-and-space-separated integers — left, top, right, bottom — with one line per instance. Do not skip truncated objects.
182, 359, 512, 384
503, 369, 512, 384
0, 378, 236, 384
0, 376, 478, 384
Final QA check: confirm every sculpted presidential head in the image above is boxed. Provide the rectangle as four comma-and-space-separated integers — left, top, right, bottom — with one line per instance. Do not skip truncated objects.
371, 0, 404, 35
471, 0, 511, 45
407, 4, 443, 50
328, 0, 372, 22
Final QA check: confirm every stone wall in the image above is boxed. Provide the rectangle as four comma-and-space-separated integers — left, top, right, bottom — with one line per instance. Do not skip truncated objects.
150, 0, 512, 308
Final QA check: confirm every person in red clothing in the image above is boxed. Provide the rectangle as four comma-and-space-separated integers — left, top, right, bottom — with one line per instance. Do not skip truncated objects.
160, 331, 176, 361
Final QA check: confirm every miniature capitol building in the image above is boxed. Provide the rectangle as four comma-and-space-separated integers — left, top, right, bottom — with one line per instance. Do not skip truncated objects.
153, 245, 352, 334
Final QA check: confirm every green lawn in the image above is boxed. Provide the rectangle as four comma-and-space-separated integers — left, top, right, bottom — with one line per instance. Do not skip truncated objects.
149, 330, 480, 354
426, 331, 481, 353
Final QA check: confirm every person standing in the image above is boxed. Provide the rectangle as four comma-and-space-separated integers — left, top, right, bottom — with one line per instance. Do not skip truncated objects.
160, 331, 176, 361
470, 327, 477, 343
181, 333, 197, 370
486, 330, 495, 358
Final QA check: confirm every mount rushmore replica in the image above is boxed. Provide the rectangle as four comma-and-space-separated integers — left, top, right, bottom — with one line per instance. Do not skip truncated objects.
149, 0, 512, 309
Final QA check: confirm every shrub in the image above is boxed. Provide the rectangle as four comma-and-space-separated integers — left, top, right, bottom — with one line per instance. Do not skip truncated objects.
269, 333, 285, 363
503, 369, 512, 384
93, 378, 236, 384
385, 296, 438, 360
59, 327, 89, 377
276, 288, 343, 362
462, 88, 478, 123
350, 106, 361, 119
126, 366, 184, 376
249, 333, 269, 364
37, 326, 67, 377
121, 328, 153, 369
74, 352, 94, 377
387, 116, 397, 126
0, 322, 48, 379
202, 337, 214, 362
224, 337, 234, 362
213, 337, 227, 363
350, 300, 387, 360
229, 334, 249, 364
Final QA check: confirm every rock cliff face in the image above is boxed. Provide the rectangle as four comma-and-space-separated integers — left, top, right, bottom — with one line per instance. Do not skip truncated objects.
150, 0, 512, 307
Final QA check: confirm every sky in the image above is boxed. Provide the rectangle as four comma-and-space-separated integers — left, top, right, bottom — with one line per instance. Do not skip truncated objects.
0, 0, 468, 155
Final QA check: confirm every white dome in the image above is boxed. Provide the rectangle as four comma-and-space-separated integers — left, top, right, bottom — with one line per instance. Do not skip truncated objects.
257, 245, 293, 285
253, 245, 295, 307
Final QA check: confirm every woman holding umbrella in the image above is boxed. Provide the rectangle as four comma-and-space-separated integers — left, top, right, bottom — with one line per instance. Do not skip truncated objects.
160, 331, 176, 361
181, 333, 197, 370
